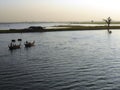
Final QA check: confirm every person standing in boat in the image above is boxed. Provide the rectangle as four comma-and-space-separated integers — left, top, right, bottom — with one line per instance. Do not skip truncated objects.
10, 42, 13, 47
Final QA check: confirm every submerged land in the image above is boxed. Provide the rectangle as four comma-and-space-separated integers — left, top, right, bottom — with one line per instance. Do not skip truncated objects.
1, 22, 120, 33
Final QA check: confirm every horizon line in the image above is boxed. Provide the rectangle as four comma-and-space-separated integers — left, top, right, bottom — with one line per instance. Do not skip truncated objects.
1, 21, 120, 23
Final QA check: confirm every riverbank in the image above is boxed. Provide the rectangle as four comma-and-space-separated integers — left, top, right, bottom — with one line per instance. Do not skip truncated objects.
0, 25, 120, 33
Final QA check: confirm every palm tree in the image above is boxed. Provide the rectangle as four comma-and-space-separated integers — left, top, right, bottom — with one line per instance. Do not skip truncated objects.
103, 17, 112, 33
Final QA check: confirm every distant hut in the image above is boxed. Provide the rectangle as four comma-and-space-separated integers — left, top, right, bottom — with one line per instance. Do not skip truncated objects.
28, 26, 44, 32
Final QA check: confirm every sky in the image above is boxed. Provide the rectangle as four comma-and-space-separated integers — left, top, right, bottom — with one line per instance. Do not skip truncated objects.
1, 0, 120, 22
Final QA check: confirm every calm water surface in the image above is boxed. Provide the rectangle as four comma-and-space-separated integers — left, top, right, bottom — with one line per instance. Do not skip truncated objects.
1, 30, 120, 90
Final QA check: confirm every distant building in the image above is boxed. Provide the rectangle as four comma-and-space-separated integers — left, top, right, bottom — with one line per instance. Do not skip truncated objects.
29, 26, 43, 30
9, 26, 45, 33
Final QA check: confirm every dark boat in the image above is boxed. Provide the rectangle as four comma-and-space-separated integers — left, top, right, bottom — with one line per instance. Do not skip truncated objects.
8, 39, 22, 50
8, 44, 21, 50
24, 41, 35, 47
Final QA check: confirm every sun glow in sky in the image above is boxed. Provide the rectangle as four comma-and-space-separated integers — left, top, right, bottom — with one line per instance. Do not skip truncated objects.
1, 0, 120, 22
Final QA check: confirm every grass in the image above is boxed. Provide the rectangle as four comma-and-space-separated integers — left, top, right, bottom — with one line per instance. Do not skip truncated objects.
47, 25, 120, 31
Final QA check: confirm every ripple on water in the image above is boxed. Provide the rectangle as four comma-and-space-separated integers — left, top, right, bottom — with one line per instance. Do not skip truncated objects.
1, 31, 120, 89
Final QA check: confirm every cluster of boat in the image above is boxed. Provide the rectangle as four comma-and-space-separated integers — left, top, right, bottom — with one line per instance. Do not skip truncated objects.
8, 39, 35, 50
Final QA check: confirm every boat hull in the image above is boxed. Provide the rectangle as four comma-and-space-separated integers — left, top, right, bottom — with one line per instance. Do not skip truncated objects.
8, 45, 21, 50
24, 41, 35, 47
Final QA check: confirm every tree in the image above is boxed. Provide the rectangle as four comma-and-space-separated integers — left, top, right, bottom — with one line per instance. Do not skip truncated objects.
103, 17, 112, 33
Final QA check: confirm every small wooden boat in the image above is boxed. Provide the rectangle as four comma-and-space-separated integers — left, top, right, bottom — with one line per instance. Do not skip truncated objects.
8, 44, 21, 50
8, 39, 21, 50
24, 41, 35, 47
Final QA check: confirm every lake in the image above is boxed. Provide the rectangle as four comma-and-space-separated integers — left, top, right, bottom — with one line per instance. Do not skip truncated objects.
1, 30, 120, 90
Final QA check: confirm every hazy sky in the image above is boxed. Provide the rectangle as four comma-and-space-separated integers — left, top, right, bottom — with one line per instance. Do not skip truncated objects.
1, 0, 120, 22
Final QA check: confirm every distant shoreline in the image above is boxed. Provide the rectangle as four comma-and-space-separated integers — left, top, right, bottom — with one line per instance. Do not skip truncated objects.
0, 25, 120, 34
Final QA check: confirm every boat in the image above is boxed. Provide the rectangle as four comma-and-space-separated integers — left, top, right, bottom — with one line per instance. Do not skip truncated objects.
24, 41, 35, 47
8, 39, 22, 50
8, 44, 21, 50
